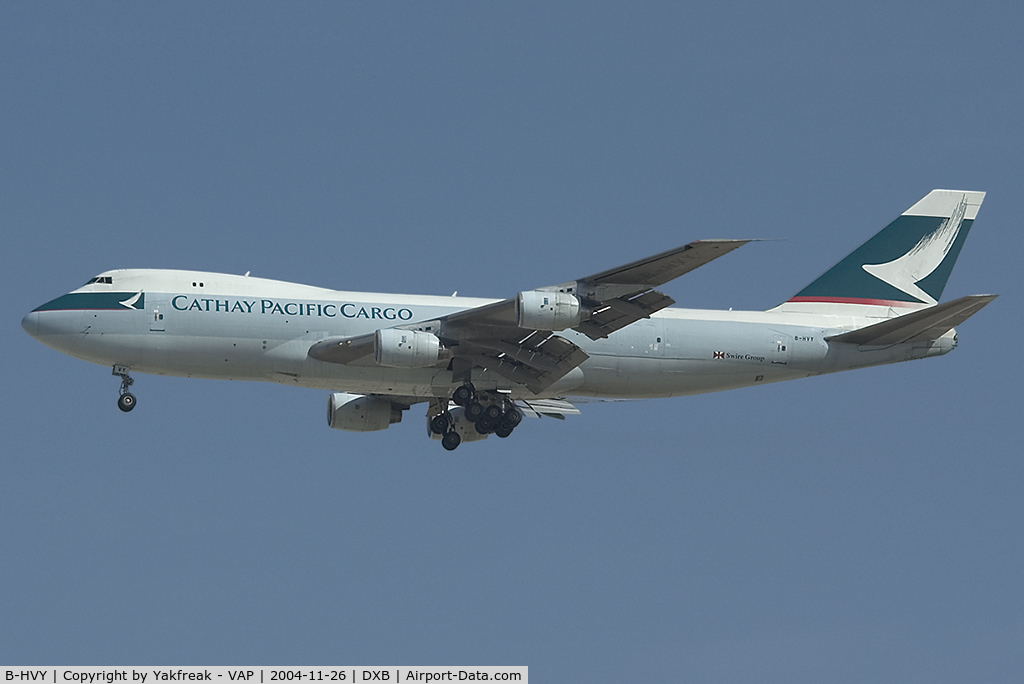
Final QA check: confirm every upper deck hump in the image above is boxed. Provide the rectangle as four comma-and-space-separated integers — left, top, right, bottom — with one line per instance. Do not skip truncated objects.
74, 268, 499, 308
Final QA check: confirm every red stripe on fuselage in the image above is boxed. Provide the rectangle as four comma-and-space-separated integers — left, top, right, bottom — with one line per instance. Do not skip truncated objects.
786, 296, 924, 307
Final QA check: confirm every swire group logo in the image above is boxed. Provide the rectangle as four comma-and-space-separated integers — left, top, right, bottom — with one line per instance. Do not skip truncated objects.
712, 350, 766, 362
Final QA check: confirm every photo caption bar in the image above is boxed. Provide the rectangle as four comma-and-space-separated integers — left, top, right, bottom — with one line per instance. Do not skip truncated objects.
2, 668, 526, 684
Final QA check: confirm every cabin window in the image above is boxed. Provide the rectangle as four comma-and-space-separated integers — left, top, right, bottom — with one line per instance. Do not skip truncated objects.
83, 276, 112, 285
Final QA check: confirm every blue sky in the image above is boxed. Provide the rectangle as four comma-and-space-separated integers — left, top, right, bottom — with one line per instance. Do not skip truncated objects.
2, 3, 1022, 681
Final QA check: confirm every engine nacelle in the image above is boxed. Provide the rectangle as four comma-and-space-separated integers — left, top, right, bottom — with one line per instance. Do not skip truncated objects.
327, 392, 401, 432
516, 290, 581, 330
374, 328, 441, 368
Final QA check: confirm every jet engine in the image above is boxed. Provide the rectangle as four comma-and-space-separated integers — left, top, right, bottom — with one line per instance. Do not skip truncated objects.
327, 392, 402, 432
516, 290, 581, 330
374, 328, 441, 368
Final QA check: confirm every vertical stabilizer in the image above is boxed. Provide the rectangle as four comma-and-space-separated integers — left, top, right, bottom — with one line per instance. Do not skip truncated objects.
771, 190, 985, 315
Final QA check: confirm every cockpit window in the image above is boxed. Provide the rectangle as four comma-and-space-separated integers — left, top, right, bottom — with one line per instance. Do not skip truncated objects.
84, 276, 113, 285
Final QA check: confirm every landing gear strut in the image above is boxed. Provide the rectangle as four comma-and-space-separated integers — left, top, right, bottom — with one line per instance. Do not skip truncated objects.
112, 365, 136, 412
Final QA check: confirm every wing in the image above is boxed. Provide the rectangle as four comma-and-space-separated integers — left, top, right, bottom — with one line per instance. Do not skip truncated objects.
309, 239, 749, 394
438, 238, 750, 339
558, 239, 750, 339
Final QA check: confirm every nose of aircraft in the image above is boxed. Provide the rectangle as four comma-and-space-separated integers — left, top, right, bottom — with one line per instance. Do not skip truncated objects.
21, 310, 40, 338
22, 301, 87, 355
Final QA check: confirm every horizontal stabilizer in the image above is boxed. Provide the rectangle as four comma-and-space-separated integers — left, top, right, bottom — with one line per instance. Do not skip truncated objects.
825, 294, 997, 346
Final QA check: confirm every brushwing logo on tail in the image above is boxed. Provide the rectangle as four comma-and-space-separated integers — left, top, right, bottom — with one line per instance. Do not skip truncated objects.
861, 196, 968, 305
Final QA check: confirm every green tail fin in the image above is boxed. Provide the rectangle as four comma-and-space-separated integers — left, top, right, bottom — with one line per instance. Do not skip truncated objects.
783, 189, 985, 310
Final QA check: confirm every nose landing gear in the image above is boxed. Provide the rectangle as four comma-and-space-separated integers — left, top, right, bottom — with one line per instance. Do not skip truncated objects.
112, 365, 136, 412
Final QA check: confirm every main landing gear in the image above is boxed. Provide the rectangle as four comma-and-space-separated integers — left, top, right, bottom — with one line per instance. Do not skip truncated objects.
432, 384, 524, 450
428, 412, 460, 450
112, 365, 136, 412
430, 411, 462, 451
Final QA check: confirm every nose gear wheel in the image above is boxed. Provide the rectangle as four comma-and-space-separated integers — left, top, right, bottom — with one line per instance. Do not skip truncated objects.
112, 365, 136, 412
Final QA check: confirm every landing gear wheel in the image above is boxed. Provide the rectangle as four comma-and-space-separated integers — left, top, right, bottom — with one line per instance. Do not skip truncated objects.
430, 413, 451, 435
494, 420, 514, 438
504, 407, 523, 427
475, 416, 495, 434
465, 402, 485, 422
484, 404, 504, 421
117, 393, 136, 412
441, 431, 461, 451
452, 385, 475, 407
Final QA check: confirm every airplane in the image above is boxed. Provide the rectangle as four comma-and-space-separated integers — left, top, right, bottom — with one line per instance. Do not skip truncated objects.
22, 189, 996, 450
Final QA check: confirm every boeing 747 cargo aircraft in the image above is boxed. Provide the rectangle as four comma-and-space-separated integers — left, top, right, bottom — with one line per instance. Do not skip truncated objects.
22, 190, 996, 449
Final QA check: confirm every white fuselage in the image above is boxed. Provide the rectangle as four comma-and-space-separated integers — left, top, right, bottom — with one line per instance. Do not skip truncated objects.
22, 269, 957, 401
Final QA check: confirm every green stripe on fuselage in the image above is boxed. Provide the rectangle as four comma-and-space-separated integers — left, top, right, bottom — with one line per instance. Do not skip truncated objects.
33, 292, 145, 312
